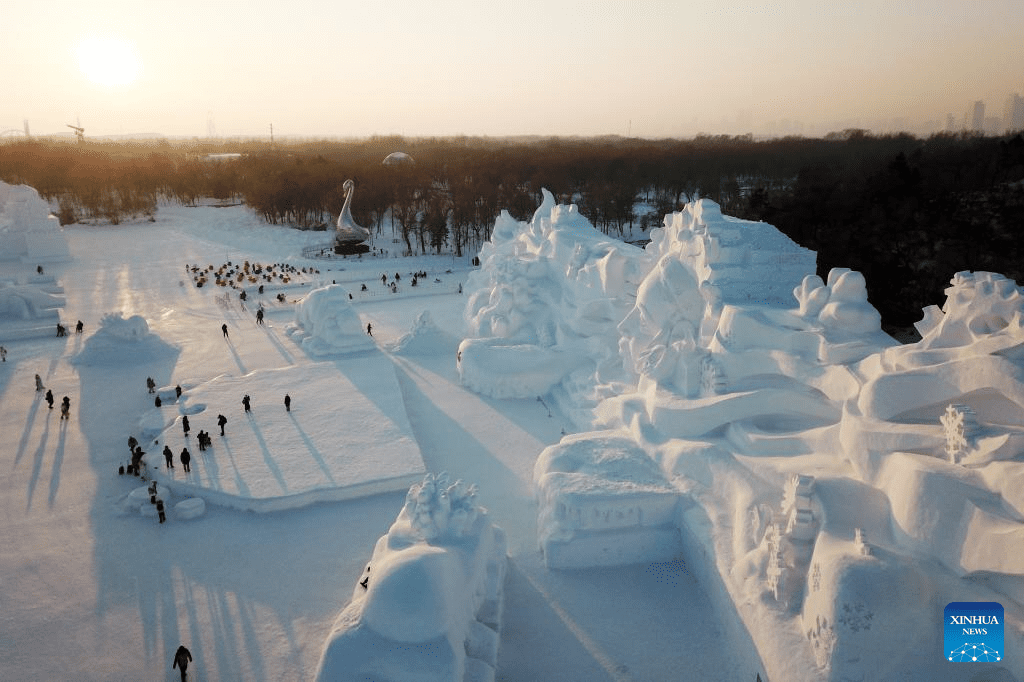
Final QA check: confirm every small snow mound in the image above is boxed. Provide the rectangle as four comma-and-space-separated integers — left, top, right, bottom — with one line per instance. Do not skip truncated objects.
175, 498, 206, 520
288, 284, 375, 356
71, 312, 178, 366
390, 310, 458, 356
99, 312, 149, 339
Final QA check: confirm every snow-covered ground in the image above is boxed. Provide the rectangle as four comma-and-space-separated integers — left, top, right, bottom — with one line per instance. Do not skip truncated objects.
3, 184, 1023, 682
0, 198, 748, 681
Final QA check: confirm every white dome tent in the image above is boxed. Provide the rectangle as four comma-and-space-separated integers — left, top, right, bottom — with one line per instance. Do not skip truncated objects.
381, 151, 415, 166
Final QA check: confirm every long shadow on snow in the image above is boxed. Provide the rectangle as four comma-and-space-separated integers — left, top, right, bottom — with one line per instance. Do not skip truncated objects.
389, 359, 526, 499
80, 357, 407, 680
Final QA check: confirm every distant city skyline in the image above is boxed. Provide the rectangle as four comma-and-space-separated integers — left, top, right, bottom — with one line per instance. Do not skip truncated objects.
3, 1, 1023, 140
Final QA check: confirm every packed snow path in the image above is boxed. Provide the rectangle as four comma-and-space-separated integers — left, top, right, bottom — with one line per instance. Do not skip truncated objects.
0, 206, 751, 681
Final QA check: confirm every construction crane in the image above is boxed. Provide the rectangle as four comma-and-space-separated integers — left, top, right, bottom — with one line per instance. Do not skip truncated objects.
66, 124, 84, 142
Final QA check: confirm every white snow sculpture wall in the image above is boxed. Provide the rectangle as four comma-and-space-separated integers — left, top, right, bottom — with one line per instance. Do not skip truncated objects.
0, 181, 70, 262
315, 474, 507, 682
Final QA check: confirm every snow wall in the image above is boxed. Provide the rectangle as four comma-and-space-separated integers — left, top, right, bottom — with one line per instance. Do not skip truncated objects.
464, 190, 1024, 682
0, 181, 70, 263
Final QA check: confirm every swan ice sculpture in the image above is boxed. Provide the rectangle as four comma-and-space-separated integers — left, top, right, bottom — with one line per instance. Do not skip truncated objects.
334, 179, 371, 255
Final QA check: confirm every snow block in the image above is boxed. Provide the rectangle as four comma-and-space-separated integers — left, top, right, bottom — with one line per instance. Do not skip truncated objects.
535, 432, 682, 568
174, 498, 206, 520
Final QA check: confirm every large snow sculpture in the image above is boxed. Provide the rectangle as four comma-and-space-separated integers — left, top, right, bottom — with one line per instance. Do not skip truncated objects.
0, 181, 70, 262
288, 283, 375, 356
460, 188, 646, 399
315, 474, 507, 682
467, 189, 1024, 680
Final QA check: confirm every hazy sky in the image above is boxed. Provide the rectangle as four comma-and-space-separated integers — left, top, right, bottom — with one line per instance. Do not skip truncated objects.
3, 0, 1022, 139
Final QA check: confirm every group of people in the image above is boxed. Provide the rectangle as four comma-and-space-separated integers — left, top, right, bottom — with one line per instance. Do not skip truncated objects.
160, 444, 192, 473
34, 374, 71, 419
54, 320, 84, 337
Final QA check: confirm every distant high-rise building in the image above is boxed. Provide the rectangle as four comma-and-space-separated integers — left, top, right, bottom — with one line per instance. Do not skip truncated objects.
964, 100, 985, 132
945, 113, 957, 132
1003, 93, 1024, 133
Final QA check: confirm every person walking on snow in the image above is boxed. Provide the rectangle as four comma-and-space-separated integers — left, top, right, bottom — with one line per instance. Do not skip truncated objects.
256, 308, 264, 324
182, 415, 190, 437
146, 376, 155, 393
45, 389, 54, 409
284, 394, 291, 411
222, 323, 229, 338
0, 345, 6, 361
242, 394, 251, 413
60, 396, 70, 420
35, 374, 44, 391
366, 322, 372, 336
180, 447, 191, 472
172, 645, 192, 682
163, 445, 174, 468
217, 414, 227, 436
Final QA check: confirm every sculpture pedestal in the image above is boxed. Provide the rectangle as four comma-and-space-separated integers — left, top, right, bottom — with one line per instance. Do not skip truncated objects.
334, 241, 370, 255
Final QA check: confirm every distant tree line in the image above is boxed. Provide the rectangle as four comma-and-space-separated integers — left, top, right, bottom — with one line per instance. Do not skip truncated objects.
2, 131, 1023, 326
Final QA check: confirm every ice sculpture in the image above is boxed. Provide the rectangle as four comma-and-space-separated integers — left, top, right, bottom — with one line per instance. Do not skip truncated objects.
334, 179, 370, 255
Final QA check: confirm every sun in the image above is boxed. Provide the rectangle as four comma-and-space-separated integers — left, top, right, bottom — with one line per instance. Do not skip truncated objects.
75, 37, 141, 87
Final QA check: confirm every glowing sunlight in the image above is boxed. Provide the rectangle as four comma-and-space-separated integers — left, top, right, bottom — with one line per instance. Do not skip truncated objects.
75, 37, 141, 87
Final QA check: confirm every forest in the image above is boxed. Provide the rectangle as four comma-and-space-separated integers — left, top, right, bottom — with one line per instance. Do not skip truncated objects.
2, 130, 1023, 329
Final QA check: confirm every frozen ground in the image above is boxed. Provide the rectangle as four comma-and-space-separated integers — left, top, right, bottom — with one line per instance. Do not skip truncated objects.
0, 202, 751, 681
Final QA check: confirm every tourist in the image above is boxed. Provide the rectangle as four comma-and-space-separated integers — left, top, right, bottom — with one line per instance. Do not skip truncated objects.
35, 374, 43, 391
217, 414, 227, 436
75, 320, 83, 334
284, 393, 291, 411
172, 645, 192, 682
146, 377, 155, 393
45, 389, 54, 409
182, 415, 190, 437
242, 394, 251, 413
163, 445, 174, 468
222, 323, 229, 338
180, 447, 191, 472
